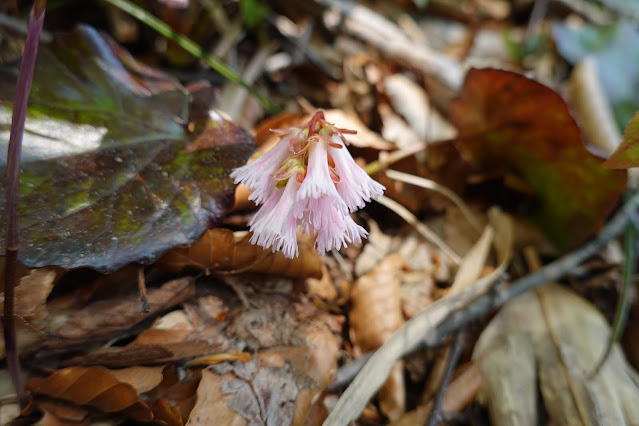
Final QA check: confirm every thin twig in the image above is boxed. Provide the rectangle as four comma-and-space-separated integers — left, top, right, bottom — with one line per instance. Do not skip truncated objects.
137, 266, 150, 314
322, 193, 639, 426
3, 0, 46, 408
426, 332, 465, 426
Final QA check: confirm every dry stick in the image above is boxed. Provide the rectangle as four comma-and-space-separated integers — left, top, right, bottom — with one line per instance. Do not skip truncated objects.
426, 332, 465, 426
3, 1, 45, 409
137, 266, 150, 314
322, 192, 639, 426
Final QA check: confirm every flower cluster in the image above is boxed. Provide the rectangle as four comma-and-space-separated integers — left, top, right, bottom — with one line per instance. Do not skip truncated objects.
231, 111, 385, 258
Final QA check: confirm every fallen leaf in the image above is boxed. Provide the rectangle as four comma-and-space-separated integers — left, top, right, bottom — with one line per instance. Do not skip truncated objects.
0, 25, 255, 271
110, 366, 166, 394
55, 277, 195, 340
322, 109, 396, 150
62, 342, 219, 368
158, 228, 322, 279
449, 225, 493, 295
604, 111, 639, 169
392, 361, 482, 426
36, 400, 90, 426
188, 343, 340, 426
0, 315, 47, 358
27, 366, 154, 422
473, 283, 639, 425
349, 253, 405, 350
133, 309, 195, 345
449, 68, 626, 249
349, 253, 406, 420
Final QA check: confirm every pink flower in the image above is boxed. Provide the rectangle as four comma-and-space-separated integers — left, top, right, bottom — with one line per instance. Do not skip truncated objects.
231, 111, 385, 258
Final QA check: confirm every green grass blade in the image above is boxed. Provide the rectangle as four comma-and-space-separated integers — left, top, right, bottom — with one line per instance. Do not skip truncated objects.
102, 0, 276, 113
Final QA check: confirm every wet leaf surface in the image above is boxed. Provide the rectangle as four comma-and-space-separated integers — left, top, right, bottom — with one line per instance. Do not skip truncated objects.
0, 25, 255, 272
449, 68, 626, 249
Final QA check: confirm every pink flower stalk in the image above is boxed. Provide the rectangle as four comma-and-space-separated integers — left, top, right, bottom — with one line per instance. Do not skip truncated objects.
231, 111, 385, 258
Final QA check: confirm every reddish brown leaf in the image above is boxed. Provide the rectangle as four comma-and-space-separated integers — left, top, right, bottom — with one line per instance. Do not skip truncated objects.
27, 366, 154, 422
36, 400, 89, 426
449, 68, 626, 249
158, 228, 322, 279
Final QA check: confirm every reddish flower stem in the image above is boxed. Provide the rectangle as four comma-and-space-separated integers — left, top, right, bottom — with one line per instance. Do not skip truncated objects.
3, 1, 46, 408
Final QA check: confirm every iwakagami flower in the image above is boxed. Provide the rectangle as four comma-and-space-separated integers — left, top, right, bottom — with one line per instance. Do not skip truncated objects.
231, 111, 385, 258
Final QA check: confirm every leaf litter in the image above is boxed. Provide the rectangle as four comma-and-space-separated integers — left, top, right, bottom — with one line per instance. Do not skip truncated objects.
2, 0, 639, 425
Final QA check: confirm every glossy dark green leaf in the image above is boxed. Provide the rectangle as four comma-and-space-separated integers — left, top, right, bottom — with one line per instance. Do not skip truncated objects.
552, 21, 639, 130
449, 68, 627, 250
0, 25, 255, 272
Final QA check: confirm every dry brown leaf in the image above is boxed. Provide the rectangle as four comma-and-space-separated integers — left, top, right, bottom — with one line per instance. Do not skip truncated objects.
187, 290, 342, 425
133, 310, 195, 345
188, 341, 340, 426
449, 225, 494, 295
0, 315, 47, 358
349, 253, 405, 350
322, 109, 396, 150
62, 342, 219, 368
110, 366, 166, 394
146, 366, 200, 426
185, 369, 246, 426
27, 366, 154, 422
55, 277, 195, 340
354, 220, 393, 277
349, 253, 406, 420
0, 268, 58, 358
391, 361, 482, 426
384, 73, 456, 142
158, 228, 322, 279
473, 283, 639, 425
305, 263, 339, 308
133, 328, 194, 346
0, 267, 58, 322
154, 398, 184, 426
36, 400, 90, 426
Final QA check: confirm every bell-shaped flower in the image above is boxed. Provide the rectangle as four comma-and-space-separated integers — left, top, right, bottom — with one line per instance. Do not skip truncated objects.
230, 111, 385, 258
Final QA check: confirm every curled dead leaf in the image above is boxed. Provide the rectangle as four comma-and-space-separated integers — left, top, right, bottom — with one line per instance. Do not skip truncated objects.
27, 366, 155, 422
349, 253, 406, 420
158, 228, 322, 279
